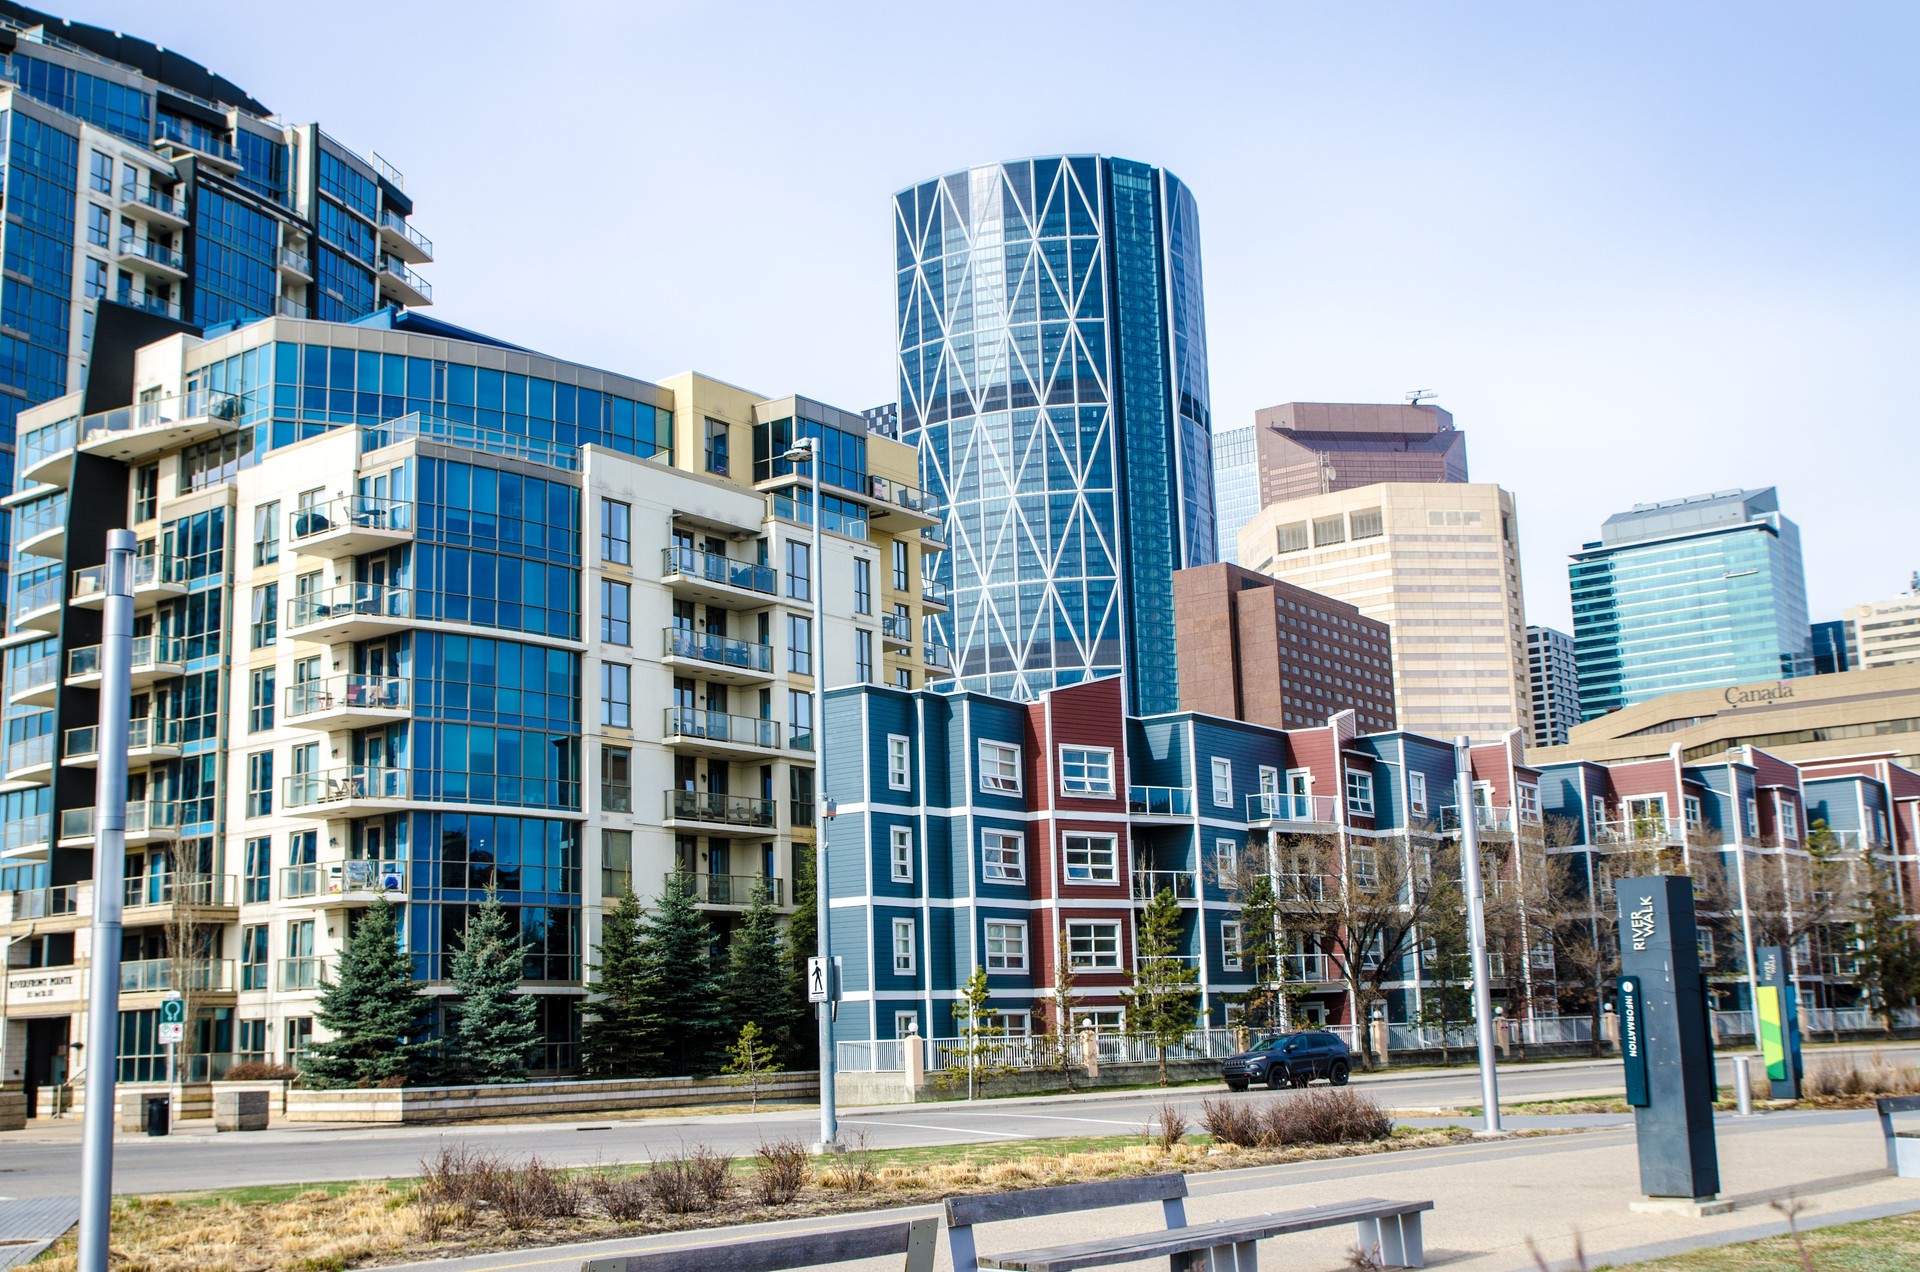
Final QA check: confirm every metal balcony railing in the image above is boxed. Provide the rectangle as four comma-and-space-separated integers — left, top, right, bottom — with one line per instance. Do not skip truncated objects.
121, 958, 234, 993
1281, 953, 1330, 982
290, 495, 413, 543
664, 707, 779, 750
279, 247, 312, 276
380, 209, 433, 256
76, 389, 241, 446
661, 547, 776, 595
124, 873, 235, 909
288, 582, 413, 631
664, 790, 777, 829
123, 184, 187, 219
867, 475, 944, 518
9, 653, 57, 697
921, 579, 950, 605
1131, 870, 1198, 901
285, 675, 409, 718
113, 285, 180, 319
117, 232, 184, 271
6, 883, 79, 920
668, 872, 785, 907
662, 626, 773, 673
923, 643, 953, 670
880, 613, 914, 641
1246, 793, 1340, 825
281, 864, 321, 899
283, 766, 410, 808
277, 957, 330, 992
1127, 785, 1193, 816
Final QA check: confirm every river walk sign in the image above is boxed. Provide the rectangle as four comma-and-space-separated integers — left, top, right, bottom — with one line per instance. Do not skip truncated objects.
1616, 875, 1723, 1208
1756, 944, 1803, 1099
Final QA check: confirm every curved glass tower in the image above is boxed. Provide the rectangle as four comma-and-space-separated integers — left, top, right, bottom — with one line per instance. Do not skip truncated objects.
896, 156, 1213, 713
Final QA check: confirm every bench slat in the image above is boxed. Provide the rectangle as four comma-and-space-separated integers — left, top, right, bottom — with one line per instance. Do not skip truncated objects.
1877, 1095, 1920, 1115
980, 1199, 1433, 1272
945, 1173, 1188, 1227
583, 1216, 935, 1272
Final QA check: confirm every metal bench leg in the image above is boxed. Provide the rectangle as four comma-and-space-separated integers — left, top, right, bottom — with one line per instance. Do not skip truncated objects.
1176, 1243, 1258, 1272
904, 1216, 938, 1272
1361, 1215, 1422, 1269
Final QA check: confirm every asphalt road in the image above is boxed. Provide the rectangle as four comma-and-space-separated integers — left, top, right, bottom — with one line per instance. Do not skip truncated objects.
0, 1044, 1912, 1199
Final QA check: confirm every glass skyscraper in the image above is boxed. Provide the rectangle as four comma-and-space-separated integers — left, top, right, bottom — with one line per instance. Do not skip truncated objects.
1210, 425, 1257, 565
0, 3, 431, 611
896, 156, 1214, 713
1570, 487, 1812, 720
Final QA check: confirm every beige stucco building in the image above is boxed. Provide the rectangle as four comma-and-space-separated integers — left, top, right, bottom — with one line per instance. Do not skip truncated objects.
1237, 482, 1529, 743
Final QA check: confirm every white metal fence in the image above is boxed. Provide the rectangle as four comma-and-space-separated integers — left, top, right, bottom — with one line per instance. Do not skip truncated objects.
838, 1027, 1255, 1074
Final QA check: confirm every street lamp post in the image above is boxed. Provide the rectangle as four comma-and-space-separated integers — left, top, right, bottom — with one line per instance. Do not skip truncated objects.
1455, 736, 1504, 1137
783, 437, 837, 1150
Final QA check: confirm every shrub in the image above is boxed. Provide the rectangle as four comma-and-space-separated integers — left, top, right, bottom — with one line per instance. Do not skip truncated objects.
415, 1146, 580, 1228
1200, 1096, 1262, 1148
490, 1156, 581, 1229
689, 1143, 731, 1204
644, 1153, 709, 1214
823, 1130, 878, 1194
1261, 1088, 1392, 1146
585, 1170, 649, 1222
1153, 1101, 1190, 1152
224, 1061, 300, 1082
1804, 1055, 1920, 1099
753, 1139, 809, 1205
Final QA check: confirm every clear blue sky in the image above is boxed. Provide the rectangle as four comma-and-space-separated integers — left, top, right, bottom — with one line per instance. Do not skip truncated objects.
74, 0, 1919, 631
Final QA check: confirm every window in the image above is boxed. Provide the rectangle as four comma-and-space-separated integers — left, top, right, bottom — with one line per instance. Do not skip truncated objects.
1222, 921, 1243, 970
1066, 921, 1121, 969
601, 663, 631, 728
853, 557, 872, 614
90, 150, 112, 193
253, 501, 279, 565
788, 689, 813, 748
892, 539, 909, 592
243, 836, 271, 903
892, 918, 916, 974
1064, 833, 1118, 883
1696, 930, 1715, 966
133, 465, 158, 523
1519, 783, 1541, 823
601, 746, 632, 812
1744, 797, 1759, 837
985, 920, 1028, 971
1212, 757, 1233, 807
894, 668, 911, 689
600, 579, 630, 645
978, 740, 1021, 794
1409, 771, 1428, 815
1779, 796, 1798, 842
982, 830, 1024, 882
602, 829, 632, 900
1683, 794, 1702, 829
1352, 845, 1379, 889
85, 257, 107, 299
284, 1017, 313, 1060
1275, 521, 1309, 554
250, 583, 277, 649
238, 1019, 267, 1064
889, 825, 914, 881
245, 751, 273, 818
1593, 795, 1608, 833
887, 735, 911, 790
894, 1011, 919, 1039
241, 925, 268, 991
1349, 507, 1384, 539
786, 541, 811, 601
88, 203, 110, 247
1215, 838, 1238, 878
856, 629, 874, 683
1059, 746, 1114, 797
703, 417, 729, 475
600, 498, 630, 564
1073, 1007, 1126, 1033
1312, 515, 1346, 547
1345, 770, 1374, 816
248, 666, 275, 732
787, 615, 813, 675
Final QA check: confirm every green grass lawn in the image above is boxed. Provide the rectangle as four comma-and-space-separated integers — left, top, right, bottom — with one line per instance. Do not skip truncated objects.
1597, 1209, 1920, 1270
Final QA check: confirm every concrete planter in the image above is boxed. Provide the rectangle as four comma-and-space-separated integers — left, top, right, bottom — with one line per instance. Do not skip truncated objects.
283, 1071, 819, 1124
214, 1088, 270, 1131
0, 1088, 25, 1131
213, 1079, 290, 1116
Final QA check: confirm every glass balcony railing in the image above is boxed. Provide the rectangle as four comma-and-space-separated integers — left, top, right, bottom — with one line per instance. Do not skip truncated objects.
665, 790, 777, 829
664, 707, 780, 750
920, 522, 948, 546
121, 957, 234, 993
5, 734, 52, 774
362, 413, 585, 471
1131, 870, 1198, 901
10, 653, 58, 697
153, 115, 241, 166
117, 232, 185, 271
7, 883, 79, 920
134, 554, 188, 590
287, 582, 412, 630
279, 247, 312, 276
112, 285, 181, 319
280, 863, 321, 899
286, 675, 409, 718
1246, 793, 1341, 825
662, 626, 773, 674
0, 815, 51, 855
123, 184, 187, 219
921, 579, 951, 605
1128, 785, 1193, 817
923, 644, 953, 670
381, 209, 433, 257
21, 415, 80, 471
880, 613, 914, 642
379, 255, 433, 301
277, 957, 330, 992
67, 635, 187, 678
124, 873, 235, 909
59, 807, 94, 840
866, 475, 944, 518
770, 492, 868, 541
282, 766, 410, 808
289, 495, 413, 544
11, 574, 63, 620
77, 389, 241, 447
16, 492, 69, 540
668, 872, 784, 907
661, 547, 776, 596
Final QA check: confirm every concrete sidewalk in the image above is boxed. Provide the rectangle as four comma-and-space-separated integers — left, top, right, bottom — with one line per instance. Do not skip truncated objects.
380, 1107, 1920, 1272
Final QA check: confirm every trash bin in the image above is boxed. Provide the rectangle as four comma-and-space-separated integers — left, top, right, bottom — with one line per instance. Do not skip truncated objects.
144, 1094, 169, 1137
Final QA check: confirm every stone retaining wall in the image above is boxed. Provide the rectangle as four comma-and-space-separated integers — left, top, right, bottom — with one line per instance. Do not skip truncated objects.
283, 1071, 819, 1123
838, 1058, 1220, 1105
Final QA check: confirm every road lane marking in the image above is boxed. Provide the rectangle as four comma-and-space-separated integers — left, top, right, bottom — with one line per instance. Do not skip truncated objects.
839, 1118, 1027, 1139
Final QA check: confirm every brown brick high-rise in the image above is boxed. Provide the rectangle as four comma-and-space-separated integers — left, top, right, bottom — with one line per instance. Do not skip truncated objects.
1174, 563, 1396, 731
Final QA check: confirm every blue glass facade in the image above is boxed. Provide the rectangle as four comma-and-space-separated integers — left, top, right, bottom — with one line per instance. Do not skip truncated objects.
1571, 488, 1812, 718
896, 156, 1213, 713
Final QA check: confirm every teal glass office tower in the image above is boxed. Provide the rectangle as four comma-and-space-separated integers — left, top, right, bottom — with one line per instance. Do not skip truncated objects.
895, 156, 1214, 713
1570, 488, 1812, 720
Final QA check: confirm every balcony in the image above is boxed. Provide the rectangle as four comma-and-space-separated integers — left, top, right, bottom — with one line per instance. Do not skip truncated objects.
116, 232, 187, 280
0, 815, 51, 861
663, 707, 781, 758
1277, 873, 1331, 903
1280, 953, 1332, 984
318, 859, 407, 908
1128, 785, 1193, 818
277, 957, 333, 993
74, 555, 190, 608
20, 416, 80, 486
8, 652, 59, 708
921, 579, 950, 610
880, 613, 915, 649
669, 871, 785, 909
125, 801, 182, 846
57, 807, 94, 845
278, 247, 313, 280
289, 496, 415, 559
3, 734, 53, 785
377, 255, 432, 307
287, 583, 414, 643
11, 575, 63, 633
921, 522, 948, 547
279, 864, 322, 901
123, 873, 238, 922
277, 296, 307, 318
113, 285, 182, 321
661, 626, 774, 684
864, 475, 944, 529
16, 494, 68, 558
661, 547, 777, 608
1131, 870, 1198, 902
61, 717, 183, 768
770, 492, 868, 541
1246, 793, 1341, 830
67, 635, 187, 689
153, 116, 242, 171
378, 210, 433, 264
77, 389, 242, 464
1, 883, 81, 928
121, 183, 188, 227
1593, 815, 1688, 846
285, 675, 411, 731
283, 766, 411, 817
121, 958, 235, 996
924, 644, 953, 671
663, 790, 777, 835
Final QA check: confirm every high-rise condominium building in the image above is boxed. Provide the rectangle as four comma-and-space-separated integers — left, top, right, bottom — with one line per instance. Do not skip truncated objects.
1238, 482, 1529, 742
1210, 426, 1257, 565
1812, 619, 1852, 675
896, 155, 1214, 714
1251, 401, 1467, 506
0, 3, 432, 609
0, 315, 940, 1103
1525, 625, 1579, 748
1570, 487, 1811, 721
1841, 589, 1920, 671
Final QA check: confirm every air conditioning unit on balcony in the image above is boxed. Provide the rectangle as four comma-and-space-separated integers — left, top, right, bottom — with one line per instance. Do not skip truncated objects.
379, 871, 404, 892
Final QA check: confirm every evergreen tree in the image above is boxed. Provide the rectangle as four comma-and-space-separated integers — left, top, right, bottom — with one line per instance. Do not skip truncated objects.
1126, 887, 1201, 1085
446, 887, 541, 1084
783, 844, 819, 1065
300, 897, 428, 1088
580, 890, 659, 1077
722, 880, 797, 1058
640, 870, 724, 1075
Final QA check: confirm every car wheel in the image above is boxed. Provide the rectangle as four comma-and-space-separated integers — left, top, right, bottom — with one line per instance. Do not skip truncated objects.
1329, 1060, 1350, 1086
1290, 1068, 1311, 1089
1265, 1066, 1287, 1090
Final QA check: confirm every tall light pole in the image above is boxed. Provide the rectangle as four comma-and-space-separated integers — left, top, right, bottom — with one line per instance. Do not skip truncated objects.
1455, 736, 1503, 1136
783, 437, 836, 1150
79, 529, 136, 1272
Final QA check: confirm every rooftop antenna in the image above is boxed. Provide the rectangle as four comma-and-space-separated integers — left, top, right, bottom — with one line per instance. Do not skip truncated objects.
1405, 389, 1437, 406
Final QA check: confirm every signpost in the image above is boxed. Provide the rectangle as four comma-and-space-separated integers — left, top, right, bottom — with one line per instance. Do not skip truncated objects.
1755, 944, 1802, 1100
158, 994, 186, 1046
1619, 975, 1649, 1107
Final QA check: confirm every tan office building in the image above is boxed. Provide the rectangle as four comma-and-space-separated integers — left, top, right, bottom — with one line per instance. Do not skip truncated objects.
1237, 482, 1529, 743
1843, 592, 1920, 670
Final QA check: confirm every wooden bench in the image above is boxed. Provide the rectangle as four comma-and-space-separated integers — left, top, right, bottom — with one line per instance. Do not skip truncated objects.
945, 1173, 1432, 1271
1877, 1095, 1920, 1178
580, 1215, 936, 1272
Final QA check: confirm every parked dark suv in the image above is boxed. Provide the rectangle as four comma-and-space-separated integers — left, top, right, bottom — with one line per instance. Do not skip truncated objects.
1220, 1030, 1352, 1091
